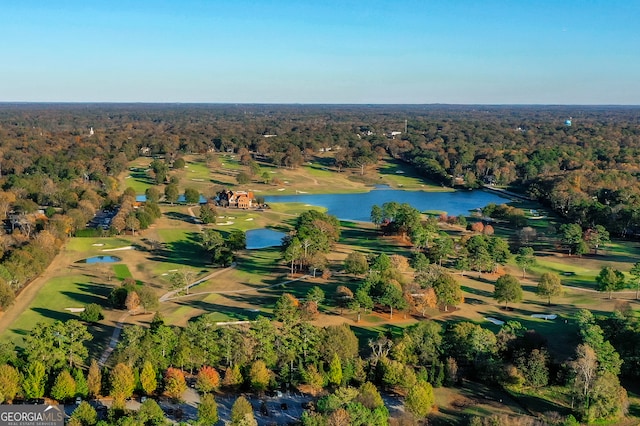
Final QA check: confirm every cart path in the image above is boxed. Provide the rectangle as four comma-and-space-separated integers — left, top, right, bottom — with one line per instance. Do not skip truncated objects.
98, 311, 130, 366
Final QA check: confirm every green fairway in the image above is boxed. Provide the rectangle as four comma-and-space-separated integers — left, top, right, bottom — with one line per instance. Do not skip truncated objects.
3, 275, 115, 353
378, 159, 451, 191
66, 237, 133, 253
113, 264, 132, 280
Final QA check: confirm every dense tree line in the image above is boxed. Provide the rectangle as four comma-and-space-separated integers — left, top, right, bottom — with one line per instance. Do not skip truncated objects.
0, 300, 631, 424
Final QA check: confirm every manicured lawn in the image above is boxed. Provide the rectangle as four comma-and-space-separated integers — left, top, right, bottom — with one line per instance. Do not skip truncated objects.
3, 275, 115, 354
66, 237, 133, 253
113, 264, 132, 280
378, 159, 450, 191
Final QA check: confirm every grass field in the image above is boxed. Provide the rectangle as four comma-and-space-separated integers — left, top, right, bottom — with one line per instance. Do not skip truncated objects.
4, 152, 640, 423
3, 274, 116, 355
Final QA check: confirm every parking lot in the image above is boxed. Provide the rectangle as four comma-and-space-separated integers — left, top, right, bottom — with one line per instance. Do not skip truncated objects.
215, 392, 312, 426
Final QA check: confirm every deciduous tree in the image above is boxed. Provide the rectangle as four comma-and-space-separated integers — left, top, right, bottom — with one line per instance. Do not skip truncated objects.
164, 367, 187, 400
110, 363, 135, 406
70, 401, 98, 426
0, 364, 20, 402
87, 359, 101, 398
405, 380, 434, 419
22, 361, 46, 399
51, 370, 76, 402
494, 274, 523, 309
140, 361, 158, 396
249, 360, 270, 392
432, 272, 463, 312
198, 393, 219, 426
515, 247, 536, 278
231, 396, 256, 425
596, 267, 625, 299
196, 366, 220, 394
537, 272, 563, 305
344, 252, 368, 276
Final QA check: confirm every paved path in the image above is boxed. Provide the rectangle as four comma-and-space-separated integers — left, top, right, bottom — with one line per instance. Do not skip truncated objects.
98, 311, 130, 366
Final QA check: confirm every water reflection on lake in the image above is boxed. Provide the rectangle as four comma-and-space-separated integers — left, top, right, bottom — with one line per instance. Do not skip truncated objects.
246, 228, 286, 249
264, 188, 509, 221
76, 255, 122, 264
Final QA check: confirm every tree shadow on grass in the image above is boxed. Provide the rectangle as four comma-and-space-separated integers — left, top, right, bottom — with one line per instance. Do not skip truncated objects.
179, 300, 268, 322
30, 307, 77, 323
149, 238, 210, 269
165, 211, 197, 224
60, 283, 112, 306
461, 285, 494, 299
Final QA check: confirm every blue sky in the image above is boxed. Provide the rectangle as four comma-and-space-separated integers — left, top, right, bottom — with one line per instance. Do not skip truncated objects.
1, 0, 638, 104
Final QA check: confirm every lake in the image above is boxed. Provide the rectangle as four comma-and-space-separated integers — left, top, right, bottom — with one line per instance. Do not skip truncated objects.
264, 188, 509, 222
246, 228, 286, 249
76, 255, 122, 264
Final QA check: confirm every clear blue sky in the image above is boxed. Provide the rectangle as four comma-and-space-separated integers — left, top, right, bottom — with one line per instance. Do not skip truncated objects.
1, 0, 638, 104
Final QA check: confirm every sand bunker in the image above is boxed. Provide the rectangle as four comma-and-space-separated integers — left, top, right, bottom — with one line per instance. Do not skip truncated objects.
531, 314, 557, 320
485, 317, 505, 325
218, 221, 234, 226
65, 308, 86, 313
102, 246, 134, 252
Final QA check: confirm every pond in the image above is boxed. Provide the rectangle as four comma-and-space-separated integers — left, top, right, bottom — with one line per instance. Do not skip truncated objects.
246, 228, 286, 249
76, 255, 122, 264
264, 188, 509, 222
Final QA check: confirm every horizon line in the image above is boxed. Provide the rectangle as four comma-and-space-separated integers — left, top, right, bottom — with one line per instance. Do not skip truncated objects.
1, 101, 639, 107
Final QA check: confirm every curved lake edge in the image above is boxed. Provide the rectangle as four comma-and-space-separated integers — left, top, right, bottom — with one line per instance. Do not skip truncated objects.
257, 183, 456, 197
263, 188, 511, 222
75, 255, 122, 264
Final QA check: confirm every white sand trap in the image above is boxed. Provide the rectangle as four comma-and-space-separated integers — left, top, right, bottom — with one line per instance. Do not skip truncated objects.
304, 204, 312, 206
284, 181, 289, 184
65, 308, 86, 313
218, 221, 234, 226
227, 217, 235, 219
245, 218, 254, 221
297, 191, 308, 194
168, 269, 178, 272
191, 178, 204, 181
270, 171, 276, 174
218, 216, 226, 218
531, 314, 557, 320
161, 273, 168, 276
485, 317, 505, 325
92, 243, 104, 247
102, 246, 134, 252
277, 188, 285, 191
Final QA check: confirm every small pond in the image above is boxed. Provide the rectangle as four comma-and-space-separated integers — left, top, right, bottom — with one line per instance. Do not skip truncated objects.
76, 255, 122, 264
264, 188, 509, 222
246, 229, 286, 249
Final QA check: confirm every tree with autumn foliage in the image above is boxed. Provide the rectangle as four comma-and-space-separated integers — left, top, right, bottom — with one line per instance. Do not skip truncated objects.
140, 361, 158, 396
110, 363, 135, 407
196, 366, 220, 394
164, 367, 187, 400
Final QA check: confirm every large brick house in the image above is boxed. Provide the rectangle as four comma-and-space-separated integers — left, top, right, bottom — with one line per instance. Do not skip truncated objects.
217, 190, 255, 209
